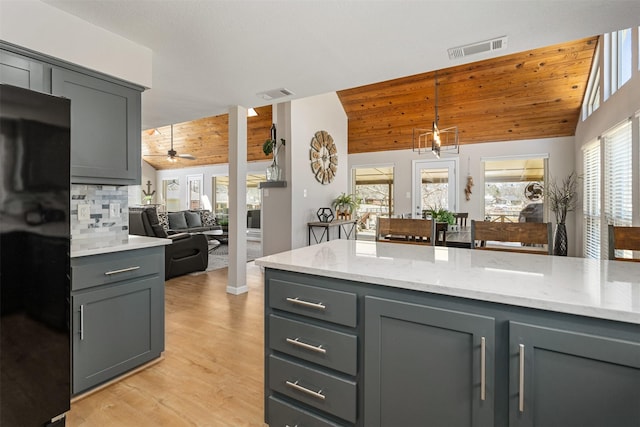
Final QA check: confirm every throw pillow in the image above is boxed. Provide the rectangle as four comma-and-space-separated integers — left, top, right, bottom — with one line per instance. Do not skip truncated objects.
185, 211, 202, 228
168, 212, 188, 230
144, 207, 168, 238
157, 212, 169, 231
200, 210, 217, 227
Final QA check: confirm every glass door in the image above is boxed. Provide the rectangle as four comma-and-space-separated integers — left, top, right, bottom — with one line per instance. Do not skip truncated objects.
352, 166, 394, 240
413, 159, 457, 218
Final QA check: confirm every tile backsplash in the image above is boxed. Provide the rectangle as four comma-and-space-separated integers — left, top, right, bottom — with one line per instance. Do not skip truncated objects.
71, 185, 128, 251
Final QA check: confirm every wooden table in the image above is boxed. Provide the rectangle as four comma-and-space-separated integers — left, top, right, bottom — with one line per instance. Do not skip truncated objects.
307, 219, 358, 245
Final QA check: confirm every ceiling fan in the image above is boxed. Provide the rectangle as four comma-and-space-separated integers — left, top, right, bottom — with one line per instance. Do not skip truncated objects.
145, 125, 196, 162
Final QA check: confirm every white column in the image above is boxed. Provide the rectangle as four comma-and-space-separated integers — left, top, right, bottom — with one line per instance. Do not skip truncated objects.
227, 105, 248, 294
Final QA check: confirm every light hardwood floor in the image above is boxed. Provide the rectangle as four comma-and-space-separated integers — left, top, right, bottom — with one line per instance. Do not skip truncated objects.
67, 263, 266, 426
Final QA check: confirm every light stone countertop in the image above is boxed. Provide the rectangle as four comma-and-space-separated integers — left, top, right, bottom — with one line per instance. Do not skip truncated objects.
255, 239, 640, 325
71, 235, 171, 258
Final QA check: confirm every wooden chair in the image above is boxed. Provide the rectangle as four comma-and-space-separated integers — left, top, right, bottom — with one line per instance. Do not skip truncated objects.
376, 218, 435, 245
454, 212, 468, 227
470, 220, 552, 255
608, 225, 640, 261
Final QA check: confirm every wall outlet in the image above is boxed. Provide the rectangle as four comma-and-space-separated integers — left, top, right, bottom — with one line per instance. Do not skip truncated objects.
109, 203, 120, 218
78, 204, 91, 221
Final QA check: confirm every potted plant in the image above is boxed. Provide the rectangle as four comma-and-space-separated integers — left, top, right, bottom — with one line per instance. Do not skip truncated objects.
546, 171, 580, 256
263, 124, 286, 181
426, 207, 456, 226
332, 193, 360, 220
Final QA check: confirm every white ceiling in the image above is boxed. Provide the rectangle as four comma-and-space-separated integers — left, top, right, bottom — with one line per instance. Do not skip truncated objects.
43, 1, 640, 130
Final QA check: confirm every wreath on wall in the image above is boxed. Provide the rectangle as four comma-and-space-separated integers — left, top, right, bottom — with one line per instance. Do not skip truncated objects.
310, 130, 338, 184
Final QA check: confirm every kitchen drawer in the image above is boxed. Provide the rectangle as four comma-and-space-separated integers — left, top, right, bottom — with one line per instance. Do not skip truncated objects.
269, 355, 356, 423
269, 314, 357, 375
269, 279, 357, 327
71, 248, 162, 291
268, 395, 343, 427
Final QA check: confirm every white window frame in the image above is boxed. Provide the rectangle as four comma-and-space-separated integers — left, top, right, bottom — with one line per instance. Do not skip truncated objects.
582, 140, 601, 259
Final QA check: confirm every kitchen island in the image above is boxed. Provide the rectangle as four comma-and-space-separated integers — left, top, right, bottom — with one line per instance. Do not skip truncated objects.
256, 240, 640, 427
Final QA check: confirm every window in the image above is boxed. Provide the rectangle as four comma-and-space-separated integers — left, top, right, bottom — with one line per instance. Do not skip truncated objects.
618, 28, 632, 88
582, 141, 601, 259
352, 166, 394, 237
483, 156, 546, 223
603, 120, 632, 257
582, 43, 601, 120
211, 173, 266, 225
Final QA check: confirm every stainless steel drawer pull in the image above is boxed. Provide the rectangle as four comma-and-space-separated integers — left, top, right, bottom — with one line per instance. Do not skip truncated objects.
104, 266, 140, 276
480, 336, 486, 401
286, 337, 327, 354
79, 305, 85, 341
518, 343, 525, 412
285, 380, 326, 400
285, 297, 326, 311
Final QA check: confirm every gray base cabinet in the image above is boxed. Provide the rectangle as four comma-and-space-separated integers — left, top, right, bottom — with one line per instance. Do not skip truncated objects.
509, 322, 640, 427
264, 269, 640, 427
364, 296, 495, 427
1, 43, 143, 186
71, 247, 164, 394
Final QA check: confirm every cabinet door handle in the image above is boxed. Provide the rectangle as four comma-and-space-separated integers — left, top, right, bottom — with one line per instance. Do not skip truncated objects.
285, 297, 326, 311
79, 305, 85, 341
104, 266, 140, 276
480, 336, 486, 401
519, 343, 525, 412
286, 337, 327, 354
285, 380, 326, 400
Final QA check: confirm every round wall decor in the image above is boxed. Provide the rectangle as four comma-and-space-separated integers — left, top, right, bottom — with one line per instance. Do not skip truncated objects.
310, 130, 337, 184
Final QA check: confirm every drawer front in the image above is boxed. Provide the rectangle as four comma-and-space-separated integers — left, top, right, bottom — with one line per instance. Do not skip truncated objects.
268, 396, 343, 427
270, 314, 357, 375
269, 279, 357, 327
72, 248, 161, 291
269, 355, 356, 423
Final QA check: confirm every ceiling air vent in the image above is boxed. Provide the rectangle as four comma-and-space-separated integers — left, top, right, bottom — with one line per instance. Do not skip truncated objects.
447, 36, 508, 60
257, 88, 295, 101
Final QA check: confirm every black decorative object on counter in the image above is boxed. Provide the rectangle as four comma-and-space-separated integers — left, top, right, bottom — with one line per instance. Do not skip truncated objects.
317, 207, 334, 223
554, 223, 568, 256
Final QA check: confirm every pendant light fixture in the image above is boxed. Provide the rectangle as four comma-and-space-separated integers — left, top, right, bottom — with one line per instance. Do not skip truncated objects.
412, 71, 459, 158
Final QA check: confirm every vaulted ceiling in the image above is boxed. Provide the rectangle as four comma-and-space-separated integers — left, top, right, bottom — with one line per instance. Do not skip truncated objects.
142, 36, 597, 170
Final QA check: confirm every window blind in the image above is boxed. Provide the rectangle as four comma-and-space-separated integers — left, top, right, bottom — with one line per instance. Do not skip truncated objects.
583, 141, 601, 259
603, 119, 632, 258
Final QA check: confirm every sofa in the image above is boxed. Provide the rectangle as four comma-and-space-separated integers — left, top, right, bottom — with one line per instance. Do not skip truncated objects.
129, 207, 209, 279
159, 210, 221, 235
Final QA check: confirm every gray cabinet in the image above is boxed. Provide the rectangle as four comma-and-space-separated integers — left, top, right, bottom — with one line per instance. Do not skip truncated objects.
364, 296, 495, 427
264, 269, 640, 427
0, 49, 48, 92
1, 42, 142, 185
265, 276, 359, 426
509, 322, 640, 427
51, 67, 141, 185
71, 247, 164, 394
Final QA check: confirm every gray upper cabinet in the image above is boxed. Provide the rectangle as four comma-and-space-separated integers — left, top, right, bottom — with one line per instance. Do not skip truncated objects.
51, 67, 141, 185
509, 322, 640, 427
0, 49, 48, 92
364, 296, 495, 427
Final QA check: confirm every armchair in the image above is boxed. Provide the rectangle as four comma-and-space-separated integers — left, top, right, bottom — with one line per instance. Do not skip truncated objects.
129, 207, 208, 279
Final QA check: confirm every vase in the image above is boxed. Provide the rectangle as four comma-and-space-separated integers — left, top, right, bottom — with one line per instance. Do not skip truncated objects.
266, 145, 281, 181
554, 223, 568, 256
266, 162, 281, 181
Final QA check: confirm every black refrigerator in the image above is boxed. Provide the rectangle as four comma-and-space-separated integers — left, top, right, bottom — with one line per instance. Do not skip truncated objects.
0, 84, 71, 426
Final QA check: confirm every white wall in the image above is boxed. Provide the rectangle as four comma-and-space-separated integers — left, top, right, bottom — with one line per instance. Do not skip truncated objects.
349, 136, 578, 254
289, 92, 349, 249
0, 1, 152, 87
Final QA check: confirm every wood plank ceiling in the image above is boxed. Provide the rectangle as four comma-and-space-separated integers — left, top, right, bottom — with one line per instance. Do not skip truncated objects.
142, 36, 597, 170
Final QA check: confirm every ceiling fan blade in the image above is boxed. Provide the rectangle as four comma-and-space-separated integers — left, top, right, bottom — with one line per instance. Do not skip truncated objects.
176, 154, 196, 160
